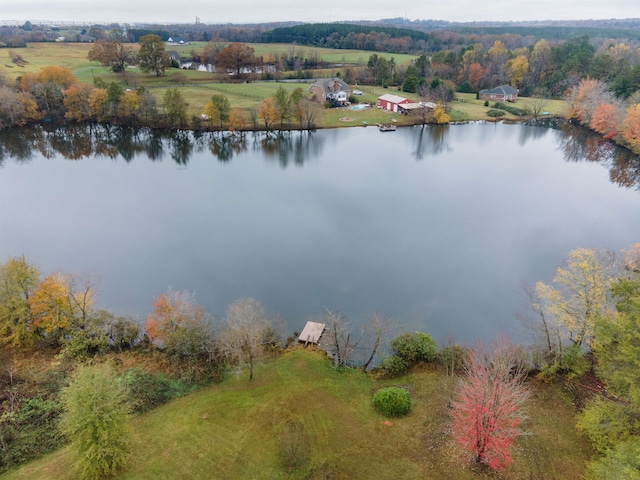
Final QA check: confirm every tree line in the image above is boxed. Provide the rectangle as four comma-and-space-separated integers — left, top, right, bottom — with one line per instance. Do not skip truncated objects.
0, 33, 328, 132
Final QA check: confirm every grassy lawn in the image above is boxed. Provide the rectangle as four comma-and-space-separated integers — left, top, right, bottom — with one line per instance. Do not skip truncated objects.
451, 93, 565, 122
1, 349, 592, 480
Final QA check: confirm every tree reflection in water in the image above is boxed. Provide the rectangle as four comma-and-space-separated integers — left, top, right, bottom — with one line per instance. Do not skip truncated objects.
0, 123, 637, 189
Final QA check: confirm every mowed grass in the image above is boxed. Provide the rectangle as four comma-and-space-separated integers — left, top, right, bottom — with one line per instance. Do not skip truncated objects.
451, 93, 565, 122
1, 349, 592, 480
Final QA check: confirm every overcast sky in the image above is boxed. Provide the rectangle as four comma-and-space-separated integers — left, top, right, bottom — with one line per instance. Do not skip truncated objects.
1, 0, 638, 25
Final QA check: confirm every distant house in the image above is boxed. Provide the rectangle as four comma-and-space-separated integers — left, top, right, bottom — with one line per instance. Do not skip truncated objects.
298, 321, 326, 345
167, 50, 181, 67
479, 85, 519, 102
166, 37, 189, 45
309, 78, 351, 105
377, 94, 413, 112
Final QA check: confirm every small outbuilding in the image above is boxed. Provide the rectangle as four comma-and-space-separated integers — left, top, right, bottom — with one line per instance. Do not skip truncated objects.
479, 85, 519, 102
298, 321, 326, 345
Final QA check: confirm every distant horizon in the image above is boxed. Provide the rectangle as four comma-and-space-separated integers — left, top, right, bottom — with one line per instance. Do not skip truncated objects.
2, 17, 640, 28
1, 0, 639, 27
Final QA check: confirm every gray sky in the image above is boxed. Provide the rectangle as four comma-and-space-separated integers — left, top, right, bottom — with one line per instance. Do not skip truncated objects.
1, 0, 638, 25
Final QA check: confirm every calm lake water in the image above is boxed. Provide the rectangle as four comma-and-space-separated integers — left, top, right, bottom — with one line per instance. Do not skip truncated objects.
1, 122, 639, 344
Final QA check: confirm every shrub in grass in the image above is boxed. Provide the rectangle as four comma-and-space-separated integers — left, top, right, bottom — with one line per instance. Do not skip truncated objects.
492, 102, 525, 116
120, 369, 187, 414
390, 332, 437, 364
487, 109, 506, 117
378, 354, 410, 377
373, 387, 411, 417
276, 420, 311, 471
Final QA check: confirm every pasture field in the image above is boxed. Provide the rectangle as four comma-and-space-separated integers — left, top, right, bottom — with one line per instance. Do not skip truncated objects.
0, 348, 592, 480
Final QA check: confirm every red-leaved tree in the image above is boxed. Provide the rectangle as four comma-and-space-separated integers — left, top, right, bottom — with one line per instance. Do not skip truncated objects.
451, 337, 529, 471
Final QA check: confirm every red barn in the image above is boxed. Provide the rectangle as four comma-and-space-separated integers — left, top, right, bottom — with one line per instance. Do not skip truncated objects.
377, 94, 413, 112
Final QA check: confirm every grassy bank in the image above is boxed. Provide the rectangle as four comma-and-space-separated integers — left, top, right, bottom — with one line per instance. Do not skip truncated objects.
1, 348, 591, 480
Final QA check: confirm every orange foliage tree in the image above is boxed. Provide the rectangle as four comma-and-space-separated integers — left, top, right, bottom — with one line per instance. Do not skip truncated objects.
621, 104, 640, 152
63, 83, 95, 121
467, 63, 484, 91
145, 290, 206, 345
590, 103, 622, 139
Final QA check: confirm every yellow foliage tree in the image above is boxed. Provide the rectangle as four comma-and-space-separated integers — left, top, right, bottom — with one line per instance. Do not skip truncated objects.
507, 55, 529, 88
536, 248, 618, 349
117, 90, 140, 121
37, 66, 77, 89
258, 98, 277, 131
28, 272, 95, 339
88, 88, 109, 121
203, 101, 219, 125
432, 104, 450, 124
63, 83, 95, 121
29, 273, 73, 334
229, 108, 245, 130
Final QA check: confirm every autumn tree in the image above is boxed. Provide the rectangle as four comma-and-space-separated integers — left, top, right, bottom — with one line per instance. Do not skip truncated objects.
467, 63, 484, 91
162, 88, 189, 127
525, 248, 621, 377
201, 41, 224, 66
217, 42, 256, 80
300, 98, 321, 130
431, 104, 451, 124
572, 274, 640, 471
527, 39, 551, 86
36, 66, 77, 89
117, 89, 141, 123
87, 39, 135, 72
204, 94, 230, 129
620, 103, 640, 152
507, 55, 529, 88
219, 297, 273, 380
88, 88, 109, 121
564, 78, 614, 126
290, 87, 305, 128
451, 338, 529, 471
28, 272, 95, 345
591, 102, 622, 139
0, 256, 40, 346
63, 83, 95, 122
228, 108, 245, 131
0, 87, 39, 129
137, 34, 170, 76
273, 86, 291, 128
60, 363, 131, 479
258, 97, 277, 131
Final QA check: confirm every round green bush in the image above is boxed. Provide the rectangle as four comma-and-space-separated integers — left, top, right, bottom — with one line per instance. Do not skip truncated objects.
390, 332, 437, 364
378, 354, 410, 377
373, 387, 411, 417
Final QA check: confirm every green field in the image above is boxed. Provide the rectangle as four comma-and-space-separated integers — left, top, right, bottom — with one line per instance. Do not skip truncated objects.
1, 349, 592, 480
